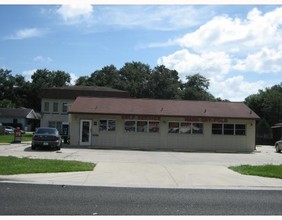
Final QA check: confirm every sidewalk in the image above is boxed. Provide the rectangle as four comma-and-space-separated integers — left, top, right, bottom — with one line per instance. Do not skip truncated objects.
1, 144, 282, 190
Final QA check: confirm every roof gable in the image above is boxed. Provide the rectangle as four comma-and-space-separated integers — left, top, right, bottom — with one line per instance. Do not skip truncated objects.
69, 97, 260, 119
0, 107, 37, 119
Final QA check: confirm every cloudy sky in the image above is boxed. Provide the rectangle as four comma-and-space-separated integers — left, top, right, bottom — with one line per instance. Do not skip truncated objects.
0, 4, 281, 101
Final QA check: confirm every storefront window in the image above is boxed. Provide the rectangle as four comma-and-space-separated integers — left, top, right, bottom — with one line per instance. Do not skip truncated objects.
137, 121, 148, 132
108, 120, 116, 131
224, 124, 234, 135
99, 120, 107, 131
212, 123, 246, 136
212, 124, 222, 135
125, 121, 136, 132
149, 121, 160, 133
180, 122, 191, 134
168, 122, 179, 133
169, 122, 203, 134
192, 123, 203, 134
235, 124, 246, 135
99, 120, 116, 132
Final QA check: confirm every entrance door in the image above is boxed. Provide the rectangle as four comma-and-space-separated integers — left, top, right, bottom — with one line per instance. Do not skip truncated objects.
80, 120, 92, 145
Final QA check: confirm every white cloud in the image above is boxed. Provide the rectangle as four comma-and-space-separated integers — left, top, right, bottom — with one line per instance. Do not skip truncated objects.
234, 46, 282, 73
98, 5, 212, 31
157, 49, 231, 81
210, 76, 266, 101
33, 56, 53, 63
69, 73, 78, 85
21, 69, 37, 82
56, 4, 94, 25
175, 7, 282, 54
156, 6, 282, 101
7, 28, 44, 40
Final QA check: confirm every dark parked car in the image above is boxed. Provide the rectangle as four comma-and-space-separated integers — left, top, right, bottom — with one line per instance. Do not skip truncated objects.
32, 127, 62, 150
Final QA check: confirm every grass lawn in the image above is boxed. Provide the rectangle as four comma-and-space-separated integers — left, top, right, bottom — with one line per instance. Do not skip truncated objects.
0, 156, 95, 175
0, 133, 33, 144
229, 164, 282, 179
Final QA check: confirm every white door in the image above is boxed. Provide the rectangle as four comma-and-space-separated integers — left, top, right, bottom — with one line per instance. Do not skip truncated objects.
80, 120, 92, 145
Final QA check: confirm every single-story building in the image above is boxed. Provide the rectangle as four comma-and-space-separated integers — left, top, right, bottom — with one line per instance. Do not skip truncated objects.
0, 107, 41, 131
68, 97, 260, 152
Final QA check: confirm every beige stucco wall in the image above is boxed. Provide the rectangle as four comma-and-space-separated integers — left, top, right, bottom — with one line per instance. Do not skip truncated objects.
69, 114, 257, 152
41, 98, 73, 127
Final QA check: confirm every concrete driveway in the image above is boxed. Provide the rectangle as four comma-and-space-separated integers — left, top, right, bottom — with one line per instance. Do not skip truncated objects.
1, 143, 282, 189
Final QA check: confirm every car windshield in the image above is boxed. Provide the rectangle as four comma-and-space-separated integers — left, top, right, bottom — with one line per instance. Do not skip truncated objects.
36, 128, 57, 135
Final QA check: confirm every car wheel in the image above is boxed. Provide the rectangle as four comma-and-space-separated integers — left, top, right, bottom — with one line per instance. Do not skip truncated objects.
31, 145, 36, 150
275, 145, 281, 153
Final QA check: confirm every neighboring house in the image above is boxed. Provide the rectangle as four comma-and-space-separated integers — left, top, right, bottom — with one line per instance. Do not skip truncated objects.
40, 86, 130, 133
68, 97, 260, 152
0, 107, 40, 132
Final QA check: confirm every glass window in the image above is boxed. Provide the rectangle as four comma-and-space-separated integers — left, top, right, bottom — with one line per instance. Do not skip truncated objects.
180, 122, 191, 134
44, 102, 49, 112
99, 120, 107, 131
192, 123, 203, 134
125, 121, 136, 132
224, 124, 234, 135
235, 124, 246, 135
212, 124, 222, 135
53, 102, 58, 113
149, 121, 160, 133
137, 121, 148, 132
108, 120, 116, 131
99, 120, 116, 131
62, 103, 68, 113
168, 122, 179, 133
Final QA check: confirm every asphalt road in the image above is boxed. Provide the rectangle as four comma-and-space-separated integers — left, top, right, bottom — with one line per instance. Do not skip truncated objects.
1, 183, 282, 215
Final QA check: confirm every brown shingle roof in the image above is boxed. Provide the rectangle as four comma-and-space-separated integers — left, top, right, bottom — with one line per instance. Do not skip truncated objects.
0, 107, 40, 119
69, 97, 260, 119
40, 86, 130, 99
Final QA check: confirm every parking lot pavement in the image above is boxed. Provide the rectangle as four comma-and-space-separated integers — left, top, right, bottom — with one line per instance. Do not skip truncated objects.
0, 144, 282, 189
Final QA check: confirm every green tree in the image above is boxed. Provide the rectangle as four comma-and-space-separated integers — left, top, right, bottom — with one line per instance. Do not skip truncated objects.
75, 76, 92, 86
91, 65, 120, 88
245, 83, 282, 127
119, 62, 151, 98
30, 69, 71, 111
0, 69, 18, 108
148, 65, 181, 99
181, 73, 215, 101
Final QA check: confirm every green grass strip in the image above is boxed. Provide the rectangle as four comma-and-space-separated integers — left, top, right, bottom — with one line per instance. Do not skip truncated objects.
229, 164, 282, 179
0, 156, 95, 175
0, 133, 33, 143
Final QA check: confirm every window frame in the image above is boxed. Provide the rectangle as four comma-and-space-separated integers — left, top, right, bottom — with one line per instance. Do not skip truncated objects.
124, 120, 160, 133
212, 123, 247, 136
44, 102, 49, 112
169, 122, 203, 134
99, 119, 116, 132
212, 124, 223, 135
62, 103, 68, 114
53, 102, 59, 113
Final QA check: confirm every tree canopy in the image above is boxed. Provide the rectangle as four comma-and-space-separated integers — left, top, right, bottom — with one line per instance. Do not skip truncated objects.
1, 62, 281, 143
245, 83, 282, 127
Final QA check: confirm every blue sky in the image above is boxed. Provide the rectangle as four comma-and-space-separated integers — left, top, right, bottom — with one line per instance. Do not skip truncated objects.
0, 4, 281, 101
